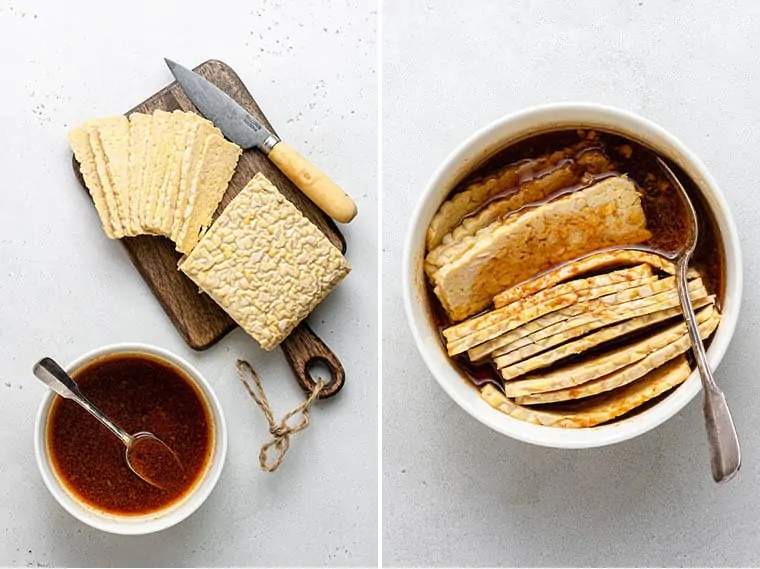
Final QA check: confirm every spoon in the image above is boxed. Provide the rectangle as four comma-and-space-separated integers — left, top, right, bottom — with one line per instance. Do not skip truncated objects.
653, 157, 741, 484
33, 357, 183, 490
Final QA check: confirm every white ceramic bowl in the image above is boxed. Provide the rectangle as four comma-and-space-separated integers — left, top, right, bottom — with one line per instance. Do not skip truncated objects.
34, 343, 228, 535
403, 103, 742, 448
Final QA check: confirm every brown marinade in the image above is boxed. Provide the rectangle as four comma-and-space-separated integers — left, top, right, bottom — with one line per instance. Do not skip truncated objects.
429, 129, 725, 399
47, 354, 212, 515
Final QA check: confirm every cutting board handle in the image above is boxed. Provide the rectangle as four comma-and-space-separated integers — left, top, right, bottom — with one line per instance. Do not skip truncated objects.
281, 322, 345, 399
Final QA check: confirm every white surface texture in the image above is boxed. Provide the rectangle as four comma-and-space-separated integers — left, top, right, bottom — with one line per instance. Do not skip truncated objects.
383, 1, 760, 567
0, 0, 377, 567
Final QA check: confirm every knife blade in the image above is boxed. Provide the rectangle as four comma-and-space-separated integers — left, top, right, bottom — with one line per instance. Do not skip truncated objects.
165, 58, 357, 224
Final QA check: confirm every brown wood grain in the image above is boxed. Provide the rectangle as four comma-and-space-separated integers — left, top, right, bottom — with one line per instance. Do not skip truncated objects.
71, 59, 347, 363
280, 323, 346, 398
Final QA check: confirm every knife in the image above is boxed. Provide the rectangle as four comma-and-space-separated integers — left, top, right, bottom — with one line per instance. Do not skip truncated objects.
165, 58, 357, 224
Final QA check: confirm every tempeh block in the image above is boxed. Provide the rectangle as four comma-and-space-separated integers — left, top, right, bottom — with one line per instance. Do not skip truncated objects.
179, 173, 350, 350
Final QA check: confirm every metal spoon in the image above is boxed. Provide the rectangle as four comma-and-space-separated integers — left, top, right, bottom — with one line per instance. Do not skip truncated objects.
654, 157, 741, 483
33, 357, 182, 490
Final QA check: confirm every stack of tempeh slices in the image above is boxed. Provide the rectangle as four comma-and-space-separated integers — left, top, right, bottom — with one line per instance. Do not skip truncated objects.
69, 110, 242, 254
441, 250, 721, 428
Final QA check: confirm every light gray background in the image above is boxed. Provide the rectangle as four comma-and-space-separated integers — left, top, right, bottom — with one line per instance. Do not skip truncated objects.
383, 1, 760, 567
0, 0, 377, 567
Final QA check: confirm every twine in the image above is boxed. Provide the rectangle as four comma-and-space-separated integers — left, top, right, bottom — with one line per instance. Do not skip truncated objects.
236, 359, 324, 472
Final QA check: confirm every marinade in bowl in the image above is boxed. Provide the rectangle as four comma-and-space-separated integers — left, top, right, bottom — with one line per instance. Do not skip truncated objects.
424, 128, 724, 428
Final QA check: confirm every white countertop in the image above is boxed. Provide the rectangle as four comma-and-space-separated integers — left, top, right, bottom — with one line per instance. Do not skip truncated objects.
382, 0, 760, 566
0, 0, 377, 567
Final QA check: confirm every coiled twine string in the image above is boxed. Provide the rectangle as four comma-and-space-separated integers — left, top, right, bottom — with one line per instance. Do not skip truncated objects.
236, 359, 325, 472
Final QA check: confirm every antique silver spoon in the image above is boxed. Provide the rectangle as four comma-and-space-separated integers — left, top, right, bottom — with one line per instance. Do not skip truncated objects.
654, 157, 740, 483
33, 357, 183, 490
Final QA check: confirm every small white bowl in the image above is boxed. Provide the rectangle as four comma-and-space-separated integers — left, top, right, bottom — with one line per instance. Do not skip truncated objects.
34, 343, 228, 535
403, 103, 742, 449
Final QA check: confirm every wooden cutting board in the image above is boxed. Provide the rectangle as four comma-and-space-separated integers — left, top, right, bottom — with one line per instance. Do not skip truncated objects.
72, 59, 347, 397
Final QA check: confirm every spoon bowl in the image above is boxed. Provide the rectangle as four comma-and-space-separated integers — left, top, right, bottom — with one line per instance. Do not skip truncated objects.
126, 432, 185, 490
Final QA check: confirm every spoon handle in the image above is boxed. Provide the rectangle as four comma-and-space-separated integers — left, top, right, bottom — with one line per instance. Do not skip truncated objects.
676, 263, 741, 483
704, 385, 741, 483
33, 357, 133, 447
33, 357, 85, 399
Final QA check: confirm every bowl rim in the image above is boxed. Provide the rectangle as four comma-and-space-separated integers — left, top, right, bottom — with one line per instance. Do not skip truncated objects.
34, 342, 228, 535
402, 102, 743, 448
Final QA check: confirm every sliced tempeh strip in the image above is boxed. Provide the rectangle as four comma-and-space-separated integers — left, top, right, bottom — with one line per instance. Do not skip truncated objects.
462, 275, 695, 359
443, 264, 652, 344
171, 117, 223, 240
127, 112, 152, 235
504, 305, 715, 396
492, 249, 689, 309
428, 177, 651, 280
487, 285, 711, 362
94, 116, 134, 235
154, 115, 197, 235
168, 120, 202, 239
497, 296, 715, 377
492, 290, 712, 361
467, 276, 705, 361
175, 134, 241, 254
425, 140, 599, 250
526, 279, 706, 343
426, 152, 613, 271
481, 356, 691, 428
142, 109, 179, 234
514, 309, 721, 404
448, 272, 657, 357
84, 122, 126, 237
68, 128, 116, 238
435, 165, 577, 250
429, 177, 652, 321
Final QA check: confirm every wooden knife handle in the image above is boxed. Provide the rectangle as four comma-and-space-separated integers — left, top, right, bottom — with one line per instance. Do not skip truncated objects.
268, 141, 357, 224
280, 322, 345, 399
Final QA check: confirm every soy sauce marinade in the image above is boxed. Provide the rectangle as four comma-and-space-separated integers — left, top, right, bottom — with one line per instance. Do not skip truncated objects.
428, 129, 725, 391
48, 354, 212, 515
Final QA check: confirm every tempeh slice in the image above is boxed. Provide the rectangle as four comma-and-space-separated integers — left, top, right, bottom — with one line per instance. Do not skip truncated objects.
94, 116, 134, 235
457, 276, 657, 357
467, 276, 706, 361
443, 264, 652, 343
514, 309, 721, 404
141, 110, 176, 233
427, 176, 652, 283
447, 271, 657, 357
84, 122, 126, 237
429, 177, 652, 321
165, 119, 202, 237
426, 152, 614, 271
175, 134, 241, 254
171, 117, 223, 241
497, 296, 715, 378
127, 112, 152, 235
480, 356, 691, 428
503, 305, 715, 397
436, 165, 576, 249
426, 140, 601, 249
492, 249, 682, 309
154, 115, 197, 235
461, 274, 697, 359
68, 128, 116, 238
